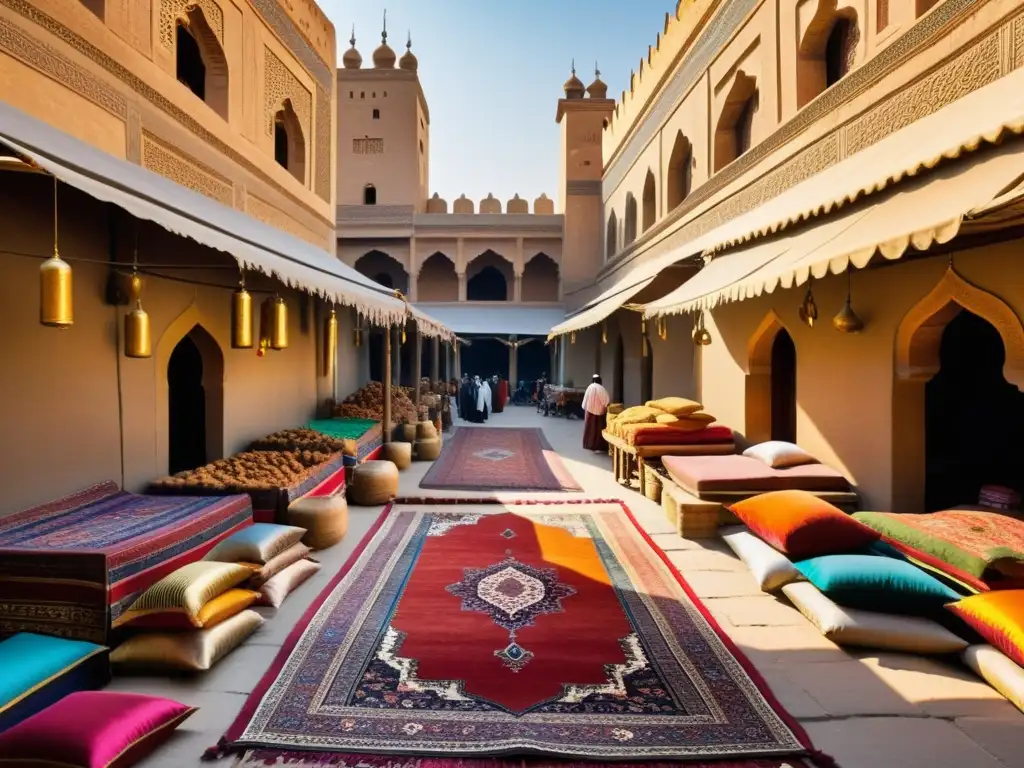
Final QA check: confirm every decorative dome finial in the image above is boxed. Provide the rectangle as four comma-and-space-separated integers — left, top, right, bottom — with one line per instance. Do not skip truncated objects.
399, 29, 418, 71
406, 31, 412, 51
350, 24, 356, 48
381, 9, 387, 44
343, 23, 363, 68
563, 59, 585, 99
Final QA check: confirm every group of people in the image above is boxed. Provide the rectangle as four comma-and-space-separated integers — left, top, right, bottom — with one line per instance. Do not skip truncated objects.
457, 374, 508, 424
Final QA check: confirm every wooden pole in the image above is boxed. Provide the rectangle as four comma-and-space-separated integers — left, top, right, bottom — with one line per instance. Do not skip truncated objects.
414, 328, 422, 415
431, 336, 440, 390
383, 326, 392, 443
509, 342, 517, 388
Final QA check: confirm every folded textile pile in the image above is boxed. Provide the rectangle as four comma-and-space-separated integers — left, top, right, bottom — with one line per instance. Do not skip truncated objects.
608, 397, 732, 446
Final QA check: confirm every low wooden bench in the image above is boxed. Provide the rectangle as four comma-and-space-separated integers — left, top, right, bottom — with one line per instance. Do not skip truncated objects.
602, 431, 734, 497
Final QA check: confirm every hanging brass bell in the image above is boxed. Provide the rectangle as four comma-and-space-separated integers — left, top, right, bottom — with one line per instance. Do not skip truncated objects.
570, 331, 576, 345
601, 322, 608, 345
124, 273, 151, 358
833, 297, 864, 333
232, 288, 253, 349
798, 284, 818, 328
40, 250, 73, 328
270, 296, 288, 350
692, 310, 712, 346
323, 307, 338, 377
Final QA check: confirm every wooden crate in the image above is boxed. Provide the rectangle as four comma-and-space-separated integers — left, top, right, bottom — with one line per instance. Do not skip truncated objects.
661, 483, 722, 539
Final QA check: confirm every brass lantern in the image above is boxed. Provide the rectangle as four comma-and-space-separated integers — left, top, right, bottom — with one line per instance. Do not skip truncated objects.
323, 305, 338, 377
641, 316, 648, 357
124, 271, 152, 358
270, 295, 288, 350
601, 322, 608, 345
570, 331, 576, 345
692, 310, 712, 346
657, 317, 668, 341
40, 179, 73, 328
798, 280, 819, 328
833, 268, 864, 333
232, 272, 253, 349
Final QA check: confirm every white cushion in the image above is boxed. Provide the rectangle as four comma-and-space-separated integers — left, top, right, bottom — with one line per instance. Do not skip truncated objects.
259, 559, 322, 609
721, 527, 802, 592
781, 581, 968, 654
743, 441, 818, 469
962, 644, 1024, 713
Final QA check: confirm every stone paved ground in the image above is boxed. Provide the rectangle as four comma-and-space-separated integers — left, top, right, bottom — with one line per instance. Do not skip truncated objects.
112, 407, 1024, 767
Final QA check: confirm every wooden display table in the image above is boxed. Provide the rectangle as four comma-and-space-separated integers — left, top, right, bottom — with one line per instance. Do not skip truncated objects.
602, 431, 735, 498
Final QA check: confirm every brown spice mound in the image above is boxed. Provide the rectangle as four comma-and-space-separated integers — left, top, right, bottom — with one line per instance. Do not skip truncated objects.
250, 428, 346, 454
151, 450, 335, 492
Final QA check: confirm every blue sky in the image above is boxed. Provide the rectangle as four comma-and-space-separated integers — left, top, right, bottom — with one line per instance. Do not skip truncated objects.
318, 0, 674, 203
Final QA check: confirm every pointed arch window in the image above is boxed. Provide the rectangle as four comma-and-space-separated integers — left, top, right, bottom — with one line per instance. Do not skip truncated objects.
667, 131, 693, 210
174, 8, 229, 119
364, 184, 377, 205
273, 100, 306, 185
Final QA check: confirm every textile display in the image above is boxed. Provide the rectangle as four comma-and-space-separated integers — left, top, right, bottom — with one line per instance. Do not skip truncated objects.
111, 609, 264, 672
213, 500, 830, 767
419, 427, 583, 492
0, 633, 110, 733
663, 455, 852, 494
0, 691, 196, 767
947, 590, 1024, 666
853, 509, 1024, 592
644, 397, 703, 416
0, 481, 252, 642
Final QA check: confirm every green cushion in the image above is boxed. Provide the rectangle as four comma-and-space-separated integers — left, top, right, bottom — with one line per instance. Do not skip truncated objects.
794, 554, 961, 616
307, 418, 379, 441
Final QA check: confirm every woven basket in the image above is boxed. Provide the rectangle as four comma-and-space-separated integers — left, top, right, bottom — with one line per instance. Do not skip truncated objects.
383, 441, 413, 470
398, 423, 417, 443
349, 460, 399, 505
643, 464, 663, 504
415, 437, 442, 461
416, 421, 438, 440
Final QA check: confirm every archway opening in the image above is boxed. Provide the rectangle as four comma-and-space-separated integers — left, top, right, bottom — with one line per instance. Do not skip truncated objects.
714, 73, 758, 172
642, 170, 656, 233
364, 184, 377, 205
606, 211, 617, 261
925, 310, 1024, 511
522, 253, 559, 302
168, 331, 212, 475
373, 273, 394, 289
174, 9, 228, 118
176, 22, 206, 101
825, 17, 857, 87
667, 131, 692, 210
517, 339, 548, 389
417, 252, 458, 302
354, 251, 408, 295
467, 267, 507, 301
770, 329, 797, 443
624, 194, 638, 245
460, 338, 509, 382
273, 101, 306, 184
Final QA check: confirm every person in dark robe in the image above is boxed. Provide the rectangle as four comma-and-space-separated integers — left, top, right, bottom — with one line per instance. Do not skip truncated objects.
581, 374, 610, 452
491, 375, 505, 414
458, 375, 472, 420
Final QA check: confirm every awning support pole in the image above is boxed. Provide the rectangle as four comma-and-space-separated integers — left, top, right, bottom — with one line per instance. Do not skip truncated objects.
414, 327, 423, 415
383, 327, 392, 443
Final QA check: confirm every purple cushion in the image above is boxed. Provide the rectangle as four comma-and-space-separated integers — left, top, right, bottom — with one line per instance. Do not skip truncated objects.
0, 691, 195, 767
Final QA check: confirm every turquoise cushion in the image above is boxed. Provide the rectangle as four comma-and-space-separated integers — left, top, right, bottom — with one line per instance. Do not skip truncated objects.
794, 554, 961, 616
0, 633, 105, 711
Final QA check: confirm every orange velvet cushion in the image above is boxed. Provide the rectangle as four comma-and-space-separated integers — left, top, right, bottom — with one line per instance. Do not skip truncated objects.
729, 490, 878, 559
948, 591, 1024, 667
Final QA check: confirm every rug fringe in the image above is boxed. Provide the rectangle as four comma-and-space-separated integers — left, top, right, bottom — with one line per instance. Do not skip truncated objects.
229, 750, 831, 768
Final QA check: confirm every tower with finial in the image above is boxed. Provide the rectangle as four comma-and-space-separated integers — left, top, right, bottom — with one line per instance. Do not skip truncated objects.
337, 10, 430, 209
556, 59, 615, 293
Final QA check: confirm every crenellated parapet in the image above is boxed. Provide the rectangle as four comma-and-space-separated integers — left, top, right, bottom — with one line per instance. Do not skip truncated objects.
424, 192, 557, 216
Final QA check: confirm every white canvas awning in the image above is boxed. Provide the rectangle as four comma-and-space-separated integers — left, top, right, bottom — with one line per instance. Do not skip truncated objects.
646, 137, 1024, 316
0, 102, 452, 340
414, 304, 567, 337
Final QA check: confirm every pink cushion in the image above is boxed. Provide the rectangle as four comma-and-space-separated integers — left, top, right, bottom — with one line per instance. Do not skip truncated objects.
0, 691, 195, 768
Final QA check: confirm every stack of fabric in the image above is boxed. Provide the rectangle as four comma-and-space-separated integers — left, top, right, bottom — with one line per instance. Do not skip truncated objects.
979, 485, 1021, 513
110, 560, 264, 673
721, 489, 1024, 713
608, 397, 734, 448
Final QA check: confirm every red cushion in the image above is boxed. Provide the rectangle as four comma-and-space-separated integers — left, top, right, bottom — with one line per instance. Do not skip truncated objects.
729, 490, 878, 559
631, 425, 735, 447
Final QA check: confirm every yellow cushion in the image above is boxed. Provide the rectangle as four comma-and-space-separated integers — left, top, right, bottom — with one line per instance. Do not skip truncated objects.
614, 406, 663, 426
111, 610, 264, 672
671, 412, 717, 431
948, 590, 1024, 667
194, 588, 260, 629
114, 562, 253, 630
655, 413, 679, 424
645, 397, 703, 416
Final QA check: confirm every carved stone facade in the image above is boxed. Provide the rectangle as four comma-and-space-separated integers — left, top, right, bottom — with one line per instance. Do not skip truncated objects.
263, 45, 312, 138
141, 131, 234, 206
247, 193, 322, 246
314, 85, 331, 202
158, 0, 224, 50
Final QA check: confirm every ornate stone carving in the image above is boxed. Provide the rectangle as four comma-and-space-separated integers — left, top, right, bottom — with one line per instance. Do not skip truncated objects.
0, 15, 127, 118
352, 138, 384, 154
159, 0, 224, 50
1015, 15, 1024, 69
126, 105, 142, 163
247, 194, 322, 246
314, 85, 331, 202
895, 267, 1024, 389
247, 0, 332, 91
847, 33, 1001, 155
141, 131, 234, 206
0, 0, 333, 229
264, 46, 312, 142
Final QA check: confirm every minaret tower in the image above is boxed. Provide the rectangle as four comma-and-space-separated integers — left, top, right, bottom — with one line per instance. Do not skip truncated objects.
556, 61, 615, 302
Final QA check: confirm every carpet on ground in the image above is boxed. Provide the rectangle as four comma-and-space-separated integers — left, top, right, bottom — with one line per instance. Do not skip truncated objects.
418, 428, 583, 492
210, 500, 832, 768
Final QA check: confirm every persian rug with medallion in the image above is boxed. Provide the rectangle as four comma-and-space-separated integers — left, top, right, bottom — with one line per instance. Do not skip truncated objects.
213, 500, 831, 768
418, 428, 583, 492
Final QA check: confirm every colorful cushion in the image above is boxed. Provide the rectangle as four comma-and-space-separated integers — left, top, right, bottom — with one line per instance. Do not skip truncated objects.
853, 509, 1024, 592
782, 581, 968, 654
721, 528, 802, 592
0, 634, 110, 733
669, 413, 717, 431
743, 441, 818, 469
947, 591, 1024, 667
243, 541, 312, 588
962, 644, 1024, 713
0, 691, 195, 767
193, 588, 260, 628
259, 558, 322, 609
729, 490, 878, 559
794, 554, 961, 615
645, 397, 703, 416
204, 522, 307, 565
110, 609, 264, 672
113, 561, 254, 630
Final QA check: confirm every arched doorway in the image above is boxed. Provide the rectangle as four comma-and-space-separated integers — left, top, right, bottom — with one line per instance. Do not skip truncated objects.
925, 311, 1024, 511
168, 334, 206, 474
460, 338, 508, 381
517, 339, 548, 388
770, 329, 797, 443
467, 267, 508, 301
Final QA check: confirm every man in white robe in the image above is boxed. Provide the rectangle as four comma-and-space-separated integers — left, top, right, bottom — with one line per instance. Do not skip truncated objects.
581, 374, 611, 451
476, 375, 491, 421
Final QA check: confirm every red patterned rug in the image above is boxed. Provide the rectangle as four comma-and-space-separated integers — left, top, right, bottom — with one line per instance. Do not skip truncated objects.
419, 428, 583, 492
210, 500, 833, 768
